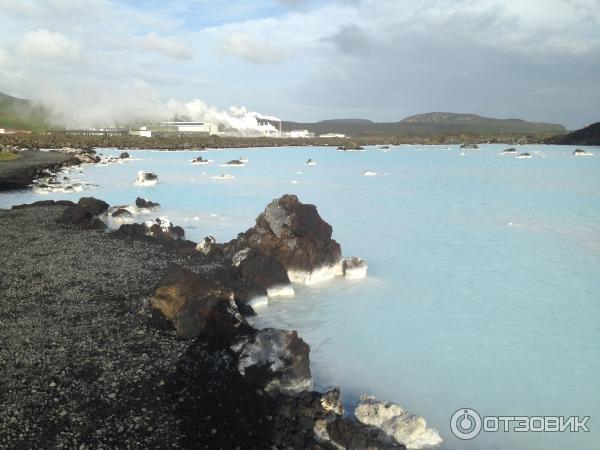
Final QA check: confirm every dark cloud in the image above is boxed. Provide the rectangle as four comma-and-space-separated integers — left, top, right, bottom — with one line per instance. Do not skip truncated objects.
323, 24, 372, 55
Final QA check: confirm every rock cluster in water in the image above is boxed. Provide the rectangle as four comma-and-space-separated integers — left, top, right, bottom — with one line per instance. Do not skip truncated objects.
225, 194, 356, 284
1, 195, 439, 449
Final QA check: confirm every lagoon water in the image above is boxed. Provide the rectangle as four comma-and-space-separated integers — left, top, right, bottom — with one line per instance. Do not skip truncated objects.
1, 144, 599, 450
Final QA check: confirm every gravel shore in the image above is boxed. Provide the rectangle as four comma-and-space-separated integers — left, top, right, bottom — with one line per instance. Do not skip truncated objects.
0, 150, 76, 190
0, 201, 430, 450
0, 205, 280, 449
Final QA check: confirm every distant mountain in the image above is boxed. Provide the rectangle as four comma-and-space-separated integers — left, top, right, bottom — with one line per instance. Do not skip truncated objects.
546, 122, 600, 146
400, 112, 565, 133
283, 112, 566, 137
0, 91, 50, 131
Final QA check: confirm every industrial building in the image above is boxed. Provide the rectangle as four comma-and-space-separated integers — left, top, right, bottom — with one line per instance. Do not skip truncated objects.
64, 128, 129, 137
130, 121, 218, 138
319, 133, 346, 138
281, 129, 315, 138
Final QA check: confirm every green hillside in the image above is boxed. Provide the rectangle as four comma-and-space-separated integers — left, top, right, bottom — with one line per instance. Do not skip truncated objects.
0, 91, 50, 131
546, 122, 600, 145
283, 112, 566, 137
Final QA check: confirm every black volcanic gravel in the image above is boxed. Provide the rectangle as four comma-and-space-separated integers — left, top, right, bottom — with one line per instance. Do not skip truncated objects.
0, 205, 281, 449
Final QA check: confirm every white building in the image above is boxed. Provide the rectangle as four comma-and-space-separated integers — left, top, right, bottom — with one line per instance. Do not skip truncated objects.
132, 121, 219, 137
0, 128, 5, 134
162, 121, 218, 135
282, 129, 315, 138
319, 133, 346, 138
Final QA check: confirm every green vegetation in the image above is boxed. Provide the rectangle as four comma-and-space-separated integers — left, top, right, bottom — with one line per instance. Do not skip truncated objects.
0, 152, 22, 161
546, 122, 600, 146
0, 92, 50, 132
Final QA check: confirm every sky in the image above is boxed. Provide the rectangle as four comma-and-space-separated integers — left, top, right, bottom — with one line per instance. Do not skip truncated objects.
0, 0, 599, 128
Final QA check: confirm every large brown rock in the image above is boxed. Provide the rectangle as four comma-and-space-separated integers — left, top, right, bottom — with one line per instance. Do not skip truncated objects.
78, 197, 109, 216
150, 264, 251, 341
226, 195, 342, 276
232, 247, 293, 298
58, 206, 107, 230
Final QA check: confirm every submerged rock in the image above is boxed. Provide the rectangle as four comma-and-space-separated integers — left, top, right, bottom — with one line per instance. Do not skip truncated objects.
516, 152, 532, 159
573, 148, 594, 156
223, 159, 245, 166
226, 194, 342, 283
191, 155, 211, 165
354, 395, 442, 449
111, 208, 133, 218
150, 264, 250, 341
231, 328, 312, 395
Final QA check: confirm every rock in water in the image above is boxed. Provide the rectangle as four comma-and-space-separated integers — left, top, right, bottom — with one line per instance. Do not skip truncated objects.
354, 395, 442, 449
150, 265, 250, 341
119, 152, 130, 159
232, 248, 294, 298
231, 328, 312, 394
341, 257, 368, 279
135, 170, 158, 186
135, 197, 160, 209
326, 418, 406, 450
226, 194, 342, 283
111, 208, 133, 218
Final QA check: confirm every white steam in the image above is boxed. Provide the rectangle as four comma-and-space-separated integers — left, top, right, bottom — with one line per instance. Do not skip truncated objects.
31, 80, 280, 135
166, 99, 280, 134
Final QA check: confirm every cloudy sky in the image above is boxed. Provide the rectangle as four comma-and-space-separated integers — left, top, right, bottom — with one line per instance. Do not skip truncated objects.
0, 0, 598, 128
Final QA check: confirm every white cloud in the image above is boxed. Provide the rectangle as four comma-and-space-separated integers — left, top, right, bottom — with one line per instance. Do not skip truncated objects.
221, 32, 286, 64
18, 29, 82, 62
139, 32, 193, 60
0, 0, 598, 128
0, 48, 10, 65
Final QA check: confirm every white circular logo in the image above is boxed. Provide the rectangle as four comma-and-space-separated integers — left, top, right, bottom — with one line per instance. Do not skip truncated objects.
451, 408, 482, 440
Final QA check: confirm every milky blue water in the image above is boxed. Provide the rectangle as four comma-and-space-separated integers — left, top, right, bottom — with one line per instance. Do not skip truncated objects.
1, 144, 599, 450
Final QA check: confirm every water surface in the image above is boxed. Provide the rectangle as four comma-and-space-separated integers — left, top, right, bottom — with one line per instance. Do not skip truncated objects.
2, 144, 598, 450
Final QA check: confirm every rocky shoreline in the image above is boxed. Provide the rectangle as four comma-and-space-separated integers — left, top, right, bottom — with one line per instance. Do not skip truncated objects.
0, 129, 548, 156
0, 147, 103, 191
0, 195, 441, 449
